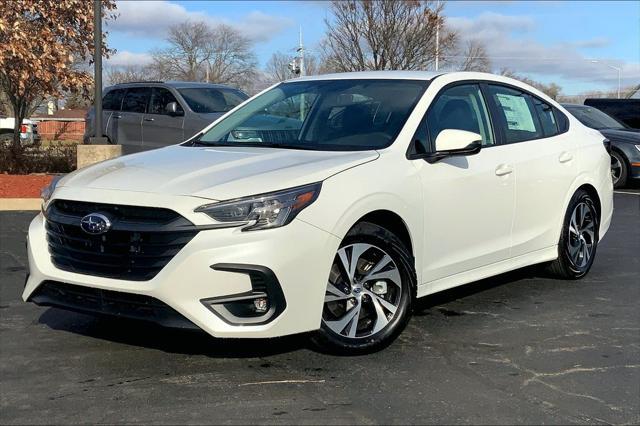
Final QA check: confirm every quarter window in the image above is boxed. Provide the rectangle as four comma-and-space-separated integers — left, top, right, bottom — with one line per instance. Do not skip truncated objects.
121, 88, 150, 113
487, 85, 542, 143
149, 88, 183, 115
426, 84, 494, 148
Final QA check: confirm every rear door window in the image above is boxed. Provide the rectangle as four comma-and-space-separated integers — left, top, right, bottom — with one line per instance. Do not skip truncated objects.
533, 97, 559, 137
122, 88, 150, 113
102, 89, 125, 111
487, 85, 543, 143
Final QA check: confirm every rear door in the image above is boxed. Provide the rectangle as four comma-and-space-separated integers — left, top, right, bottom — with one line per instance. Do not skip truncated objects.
485, 84, 577, 257
102, 88, 125, 142
142, 87, 185, 148
114, 87, 149, 147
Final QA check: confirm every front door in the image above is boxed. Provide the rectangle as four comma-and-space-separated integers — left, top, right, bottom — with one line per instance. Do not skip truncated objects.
142, 87, 185, 148
413, 83, 515, 284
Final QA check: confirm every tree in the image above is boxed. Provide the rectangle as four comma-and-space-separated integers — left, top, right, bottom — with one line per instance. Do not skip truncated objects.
106, 64, 155, 86
265, 52, 294, 83
457, 40, 491, 72
0, 0, 116, 149
499, 68, 562, 100
151, 21, 258, 92
321, 0, 456, 72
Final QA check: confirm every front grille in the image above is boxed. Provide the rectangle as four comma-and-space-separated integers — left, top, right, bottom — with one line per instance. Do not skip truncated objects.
30, 281, 198, 329
258, 129, 298, 143
45, 200, 199, 281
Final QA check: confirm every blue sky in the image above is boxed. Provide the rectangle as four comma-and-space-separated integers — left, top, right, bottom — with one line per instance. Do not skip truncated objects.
106, 1, 640, 95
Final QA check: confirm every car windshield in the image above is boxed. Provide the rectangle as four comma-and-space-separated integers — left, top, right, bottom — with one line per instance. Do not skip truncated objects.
566, 106, 626, 130
178, 88, 248, 113
191, 79, 429, 151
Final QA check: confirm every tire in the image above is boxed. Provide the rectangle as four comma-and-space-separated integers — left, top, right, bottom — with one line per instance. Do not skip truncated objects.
546, 189, 599, 279
610, 150, 628, 189
311, 221, 416, 355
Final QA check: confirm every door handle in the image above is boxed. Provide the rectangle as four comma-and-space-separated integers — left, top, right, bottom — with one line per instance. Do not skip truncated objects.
559, 151, 573, 163
495, 164, 513, 176
144, 117, 155, 122
112, 114, 122, 119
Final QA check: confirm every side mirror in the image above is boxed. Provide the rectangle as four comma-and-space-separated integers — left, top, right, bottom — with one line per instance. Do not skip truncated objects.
426, 129, 482, 163
165, 102, 183, 116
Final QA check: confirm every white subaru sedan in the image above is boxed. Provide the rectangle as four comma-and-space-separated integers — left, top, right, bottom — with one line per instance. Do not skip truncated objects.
24, 72, 613, 353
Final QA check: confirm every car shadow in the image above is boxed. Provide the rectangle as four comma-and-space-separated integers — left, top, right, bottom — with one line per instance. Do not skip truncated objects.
37, 265, 543, 357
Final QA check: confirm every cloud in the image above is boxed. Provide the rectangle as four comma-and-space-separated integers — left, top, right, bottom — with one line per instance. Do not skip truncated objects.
109, 0, 293, 42
447, 13, 640, 91
106, 50, 153, 67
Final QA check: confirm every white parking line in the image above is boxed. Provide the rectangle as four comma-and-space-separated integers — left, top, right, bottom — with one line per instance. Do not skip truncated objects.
614, 191, 640, 196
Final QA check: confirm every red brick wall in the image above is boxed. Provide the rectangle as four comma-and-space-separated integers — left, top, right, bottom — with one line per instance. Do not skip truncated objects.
37, 120, 85, 141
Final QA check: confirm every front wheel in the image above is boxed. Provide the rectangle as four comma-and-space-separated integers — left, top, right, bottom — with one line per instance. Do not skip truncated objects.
546, 189, 599, 279
311, 222, 415, 354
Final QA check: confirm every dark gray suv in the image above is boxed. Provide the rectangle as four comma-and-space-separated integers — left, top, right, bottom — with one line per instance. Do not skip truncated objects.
84, 81, 248, 150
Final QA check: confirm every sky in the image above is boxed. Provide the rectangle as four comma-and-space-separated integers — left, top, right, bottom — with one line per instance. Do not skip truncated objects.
105, 0, 640, 96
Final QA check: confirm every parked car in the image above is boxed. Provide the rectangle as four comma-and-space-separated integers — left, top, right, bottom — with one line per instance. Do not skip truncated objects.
84, 81, 248, 151
26, 71, 613, 354
0, 116, 40, 146
563, 103, 640, 188
583, 98, 640, 129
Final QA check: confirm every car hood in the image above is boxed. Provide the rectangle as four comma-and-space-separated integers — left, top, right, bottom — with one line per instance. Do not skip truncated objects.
599, 128, 640, 144
59, 144, 379, 200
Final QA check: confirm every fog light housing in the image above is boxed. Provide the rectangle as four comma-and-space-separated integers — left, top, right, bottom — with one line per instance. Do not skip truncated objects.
253, 297, 269, 313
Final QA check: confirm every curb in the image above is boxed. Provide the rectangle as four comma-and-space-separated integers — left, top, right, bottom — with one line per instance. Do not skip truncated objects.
0, 198, 42, 211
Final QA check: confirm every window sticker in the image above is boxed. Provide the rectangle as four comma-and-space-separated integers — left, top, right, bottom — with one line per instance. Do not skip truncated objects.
495, 93, 536, 132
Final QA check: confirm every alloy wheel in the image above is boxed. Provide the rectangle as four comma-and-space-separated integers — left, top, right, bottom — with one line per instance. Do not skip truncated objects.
567, 201, 596, 268
610, 155, 622, 185
322, 243, 403, 339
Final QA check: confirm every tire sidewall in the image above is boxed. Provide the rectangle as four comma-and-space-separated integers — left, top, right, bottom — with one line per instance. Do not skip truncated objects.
611, 151, 628, 189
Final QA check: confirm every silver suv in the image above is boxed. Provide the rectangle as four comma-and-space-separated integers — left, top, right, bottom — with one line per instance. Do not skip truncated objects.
84, 81, 248, 151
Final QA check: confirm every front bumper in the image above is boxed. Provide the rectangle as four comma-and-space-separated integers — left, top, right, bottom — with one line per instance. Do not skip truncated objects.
23, 202, 340, 338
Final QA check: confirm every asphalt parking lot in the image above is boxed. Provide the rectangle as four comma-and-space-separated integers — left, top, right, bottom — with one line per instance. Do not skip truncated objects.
0, 190, 638, 425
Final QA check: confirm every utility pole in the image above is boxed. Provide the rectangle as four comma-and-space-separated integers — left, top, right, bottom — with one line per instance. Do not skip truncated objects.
297, 26, 306, 77
591, 60, 622, 99
434, 0, 440, 71
90, 0, 107, 144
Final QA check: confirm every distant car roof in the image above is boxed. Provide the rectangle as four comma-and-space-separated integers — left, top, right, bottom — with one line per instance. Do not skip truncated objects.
108, 81, 243, 90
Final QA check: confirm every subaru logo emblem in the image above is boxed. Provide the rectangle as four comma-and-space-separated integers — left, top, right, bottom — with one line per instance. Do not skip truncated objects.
80, 213, 112, 235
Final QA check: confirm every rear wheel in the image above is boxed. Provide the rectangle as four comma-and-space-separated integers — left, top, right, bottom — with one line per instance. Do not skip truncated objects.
610, 151, 628, 188
546, 189, 599, 279
311, 222, 415, 354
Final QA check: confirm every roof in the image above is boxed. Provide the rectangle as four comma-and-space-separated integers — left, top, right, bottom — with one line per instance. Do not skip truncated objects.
291, 70, 442, 82
108, 81, 237, 90
32, 108, 88, 119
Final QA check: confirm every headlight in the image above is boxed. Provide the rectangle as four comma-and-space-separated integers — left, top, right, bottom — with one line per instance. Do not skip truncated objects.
635, 144, 640, 152
41, 175, 64, 204
195, 182, 322, 231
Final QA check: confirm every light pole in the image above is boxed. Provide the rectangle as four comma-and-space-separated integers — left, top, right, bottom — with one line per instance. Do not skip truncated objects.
91, 0, 107, 144
591, 60, 622, 99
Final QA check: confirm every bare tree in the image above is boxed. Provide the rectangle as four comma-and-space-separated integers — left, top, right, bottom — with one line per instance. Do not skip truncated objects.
265, 52, 294, 83
205, 24, 258, 89
105, 64, 155, 86
499, 68, 562, 100
457, 40, 491, 72
321, 0, 456, 72
151, 21, 257, 91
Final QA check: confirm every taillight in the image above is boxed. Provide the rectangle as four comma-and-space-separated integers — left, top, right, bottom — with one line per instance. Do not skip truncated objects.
20, 124, 27, 133
603, 138, 611, 153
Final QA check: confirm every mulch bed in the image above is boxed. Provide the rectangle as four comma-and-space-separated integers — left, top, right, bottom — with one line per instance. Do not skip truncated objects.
0, 174, 54, 198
